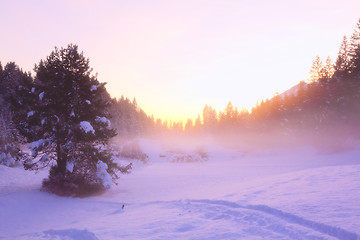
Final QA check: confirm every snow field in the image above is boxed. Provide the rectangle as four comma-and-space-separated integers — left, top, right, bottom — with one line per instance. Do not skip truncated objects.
0, 139, 359, 240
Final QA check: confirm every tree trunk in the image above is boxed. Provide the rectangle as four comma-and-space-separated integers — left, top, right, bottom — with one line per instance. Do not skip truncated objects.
56, 132, 66, 174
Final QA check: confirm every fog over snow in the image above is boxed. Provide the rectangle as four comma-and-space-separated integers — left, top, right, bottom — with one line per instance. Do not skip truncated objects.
0, 138, 359, 240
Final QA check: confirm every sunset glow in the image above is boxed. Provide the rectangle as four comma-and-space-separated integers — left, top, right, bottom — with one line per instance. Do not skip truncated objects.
2, 1, 360, 237
1, 0, 360, 122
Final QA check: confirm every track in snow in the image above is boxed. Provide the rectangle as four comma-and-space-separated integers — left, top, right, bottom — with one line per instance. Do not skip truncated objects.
10, 198, 360, 240
188, 199, 360, 240
118, 199, 360, 240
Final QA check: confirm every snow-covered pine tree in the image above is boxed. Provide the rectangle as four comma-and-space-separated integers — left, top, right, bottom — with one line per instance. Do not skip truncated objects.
23, 44, 131, 196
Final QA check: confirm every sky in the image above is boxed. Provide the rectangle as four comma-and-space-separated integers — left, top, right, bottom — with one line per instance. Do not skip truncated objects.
1, 0, 360, 122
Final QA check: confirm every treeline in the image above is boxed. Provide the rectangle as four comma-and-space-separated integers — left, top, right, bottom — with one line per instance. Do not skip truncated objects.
2, 18, 360, 168
110, 96, 155, 138
163, 19, 360, 147
0, 62, 32, 166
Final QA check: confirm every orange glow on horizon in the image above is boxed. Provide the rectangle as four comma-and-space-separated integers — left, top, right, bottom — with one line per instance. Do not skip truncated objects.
2, 1, 360, 125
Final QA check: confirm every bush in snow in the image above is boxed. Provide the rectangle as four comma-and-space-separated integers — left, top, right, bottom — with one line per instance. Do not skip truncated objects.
168, 148, 208, 163
119, 141, 149, 163
21, 44, 131, 197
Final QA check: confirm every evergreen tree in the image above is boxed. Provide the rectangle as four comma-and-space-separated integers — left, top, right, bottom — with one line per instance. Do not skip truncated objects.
194, 114, 202, 131
270, 91, 282, 113
0, 62, 3, 83
323, 56, 335, 79
23, 44, 131, 196
223, 101, 235, 124
296, 80, 307, 105
335, 36, 350, 73
184, 118, 193, 132
238, 107, 250, 122
110, 96, 149, 137
348, 19, 360, 74
309, 56, 325, 82
0, 62, 33, 166
202, 105, 217, 129
170, 121, 183, 133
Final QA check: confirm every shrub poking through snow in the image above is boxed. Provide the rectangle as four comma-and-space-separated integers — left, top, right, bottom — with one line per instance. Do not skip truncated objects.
22, 44, 131, 197
168, 147, 209, 163
120, 141, 149, 163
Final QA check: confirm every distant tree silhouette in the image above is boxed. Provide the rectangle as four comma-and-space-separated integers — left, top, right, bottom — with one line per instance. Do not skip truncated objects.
348, 19, 360, 74
194, 114, 202, 130
202, 105, 217, 130
323, 56, 335, 79
219, 101, 235, 125
184, 118, 193, 132
309, 56, 325, 82
110, 96, 152, 137
335, 36, 350, 73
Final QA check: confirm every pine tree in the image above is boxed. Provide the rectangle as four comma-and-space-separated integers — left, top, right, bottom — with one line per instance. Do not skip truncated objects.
184, 119, 193, 132
335, 36, 350, 73
271, 91, 282, 113
23, 44, 131, 196
309, 56, 325, 82
348, 19, 360, 74
202, 105, 217, 129
224, 101, 234, 122
110, 96, 147, 137
194, 114, 202, 131
0, 62, 33, 166
0, 62, 3, 85
323, 56, 335, 79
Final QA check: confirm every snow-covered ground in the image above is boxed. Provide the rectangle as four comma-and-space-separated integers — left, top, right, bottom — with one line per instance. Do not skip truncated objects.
0, 139, 359, 240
